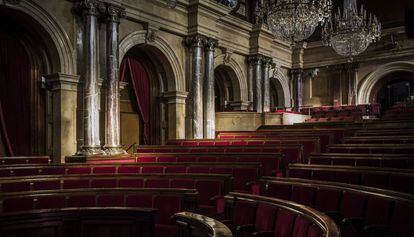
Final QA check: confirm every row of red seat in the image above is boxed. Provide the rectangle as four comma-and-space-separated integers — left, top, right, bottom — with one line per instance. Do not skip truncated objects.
327, 144, 414, 154
0, 156, 50, 165
258, 177, 414, 237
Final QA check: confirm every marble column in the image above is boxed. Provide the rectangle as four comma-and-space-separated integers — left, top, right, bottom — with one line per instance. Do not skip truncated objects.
104, 4, 126, 155
45, 73, 80, 163
77, 0, 104, 156
347, 63, 359, 105
249, 55, 263, 113
262, 57, 271, 112
247, 58, 254, 111
292, 69, 303, 111
186, 35, 204, 139
203, 38, 217, 139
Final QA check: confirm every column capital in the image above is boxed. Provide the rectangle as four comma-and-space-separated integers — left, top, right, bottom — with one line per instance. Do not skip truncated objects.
291, 69, 303, 76
163, 91, 188, 104
203, 37, 218, 51
248, 54, 265, 65
185, 35, 205, 48
75, 0, 105, 16
105, 4, 126, 23
262, 56, 273, 66
44, 73, 80, 91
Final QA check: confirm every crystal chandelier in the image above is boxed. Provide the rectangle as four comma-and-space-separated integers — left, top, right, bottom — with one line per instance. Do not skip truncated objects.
256, 0, 332, 45
323, 0, 381, 60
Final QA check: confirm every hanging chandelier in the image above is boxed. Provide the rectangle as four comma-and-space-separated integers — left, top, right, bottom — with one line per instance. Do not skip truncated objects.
256, 0, 332, 45
322, 0, 381, 60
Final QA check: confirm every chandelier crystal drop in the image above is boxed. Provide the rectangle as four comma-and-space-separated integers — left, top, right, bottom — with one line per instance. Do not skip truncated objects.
322, 0, 381, 60
257, 0, 332, 45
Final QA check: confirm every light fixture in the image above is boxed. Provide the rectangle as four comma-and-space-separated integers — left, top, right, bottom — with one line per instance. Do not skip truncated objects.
323, 0, 381, 60
256, 0, 332, 45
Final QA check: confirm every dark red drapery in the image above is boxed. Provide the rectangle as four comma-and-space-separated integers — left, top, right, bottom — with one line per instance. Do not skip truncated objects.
0, 32, 31, 156
120, 57, 151, 145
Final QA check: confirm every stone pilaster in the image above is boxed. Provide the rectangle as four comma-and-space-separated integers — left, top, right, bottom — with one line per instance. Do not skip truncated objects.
103, 4, 126, 156
76, 0, 105, 156
164, 91, 188, 140
249, 55, 264, 113
186, 35, 204, 139
247, 57, 254, 111
292, 69, 303, 111
262, 57, 272, 112
345, 63, 359, 105
203, 37, 217, 139
45, 73, 80, 163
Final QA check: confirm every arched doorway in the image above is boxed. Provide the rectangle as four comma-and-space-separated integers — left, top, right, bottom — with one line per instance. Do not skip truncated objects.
270, 78, 286, 110
214, 65, 241, 111
372, 71, 414, 112
0, 6, 58, 156
119, 45, 170, 148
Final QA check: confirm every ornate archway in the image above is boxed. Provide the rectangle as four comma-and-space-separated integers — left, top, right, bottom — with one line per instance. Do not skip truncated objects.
358, 61, 414, 104
214, 55, 248, 101
269, 67, 291, 107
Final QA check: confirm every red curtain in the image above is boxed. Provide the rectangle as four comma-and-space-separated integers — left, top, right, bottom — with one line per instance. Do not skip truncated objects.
120, 57, 151, 145
0, 32, 31, 156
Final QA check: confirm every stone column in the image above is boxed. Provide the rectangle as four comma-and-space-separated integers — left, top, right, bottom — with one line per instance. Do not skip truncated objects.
77, 0, 104, 155
249, 55, 263, 113
347, 63, 359, 105
45, 73, 80, 163
292, 69, 303, 111
164, 91, 188, 140
103, 4, 126, 155
186, 35, 204, 139
247, 57, 254, 111
203, 38, 217, 139
262, 57, 272, 112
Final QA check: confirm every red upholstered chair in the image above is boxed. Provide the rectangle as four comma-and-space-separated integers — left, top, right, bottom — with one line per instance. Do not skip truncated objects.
195, 180, 224, 215
388, 175, 414, 194
41, 167, 65, 175
223, 200, 257, 233
170, 179, 195, 189
67, 195, 96, 207
292, 215, 311, 237
157, 156, 176, 162
93, 166, 116, 174
198, 156, 217, 162
91, 179, 117, 188
141, 166, 164, 174
125, 194, 153, 208
233, 168, 258, 192
361, 173, 389, 189
1, 182, 31, 192
210, 167, 233, 175
187, 167, 210, 173
290, 186, 316, 206
67, 166, 91, 174
361, 197, 392, 233
332, 158, 355, 166
335, 171, 361, 185
339, 192, 367, 222
136, 156, 157, 162
312, 170, 335, 182
153, 196, 181, 237
265, 183, 291, 200
389, 202, 414, 236
382, 159, 406, 169
288, 169, 311, 179
117, 166, 140, 174
145, 179, 170, 188
307, 224, 323, 237
164, 166, 187, 173
97, 195, 124, 207
3, 197, 34, 212
176, 156, 196, 162
273, 208, 296, 237
309, 157, 330, 165
33, 180, 61, 190
36, 196, 66, 209
118, 178, 144, 188
63, 180, 90, 189
251, 204, 278, 236
314, 188, 341, 214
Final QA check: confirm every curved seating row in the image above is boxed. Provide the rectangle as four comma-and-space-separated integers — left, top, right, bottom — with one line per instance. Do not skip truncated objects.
257, 177, 414, 237
0, 156, 50, 165
327, 144, 414, 154
0, 208, 155, 237
223, 192, 340, 237
173, 212, 233, 237
287, 164, 414, 194
342, 135, 414, 144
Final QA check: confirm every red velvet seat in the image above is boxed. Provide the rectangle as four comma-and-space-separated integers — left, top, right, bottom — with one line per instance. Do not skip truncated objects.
314, 188, 341, 213
176, 156, 196, 162
225, 200, 257, 233
363, 197, 392, 230
307, 224, 323, 237
2, 182, 30, 192
340, 192, 366, 220
292, 215, 311, 237
145, 179, 170, 188
117, 166, 140, 174
153, 195, 181, 237
361, 173, 389, 189
233, 168, 257, 192
187, 167, 209, 173
3, 197, 33, 212
141, 166, 164, 174
164, 166, 187, 173
97, 195, 124, 207
170, 179, 194, 189
93, 166, 116, 174
389, 202, 414, 236
252, 204, 278, 235
288, 169, 311, 179
125, 194, 153, 208
291, 186, 316, 206
36, 196, 66, 209
312, 170, 335, 182
67, 167, 91, 174
266, 183, 291, 200
273, 208, 296, 237
67, 195, 95, 207
195, 180, 223, 215
137, 156, 157, 162
91, 179, 117, 188
118, 178, 144, 188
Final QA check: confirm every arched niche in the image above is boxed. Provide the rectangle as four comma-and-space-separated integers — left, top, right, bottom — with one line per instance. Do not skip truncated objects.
269, 67, 291, 108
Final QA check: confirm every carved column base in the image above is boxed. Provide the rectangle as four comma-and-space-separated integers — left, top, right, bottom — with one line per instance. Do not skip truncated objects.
76, 146, 106, 156
104, 146, 127, 156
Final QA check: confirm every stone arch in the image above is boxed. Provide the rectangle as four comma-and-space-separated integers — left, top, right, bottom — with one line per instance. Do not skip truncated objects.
119, 31, 185, 92
269, 67, 291, 107
7, 0, 76, 74
358, 61, 414, 104
214, 55, 248, 101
